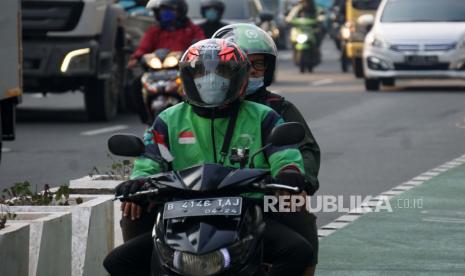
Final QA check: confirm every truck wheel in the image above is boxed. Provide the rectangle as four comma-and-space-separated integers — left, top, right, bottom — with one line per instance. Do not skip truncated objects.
353, 58, 364, 78
116, 51, 129, 113
365, 79, 380, 91
0, 110, 2, 164
85, 75, 118, 121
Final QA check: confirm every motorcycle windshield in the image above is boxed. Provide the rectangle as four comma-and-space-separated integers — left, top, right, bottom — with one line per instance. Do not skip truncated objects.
149, 163, 269, 192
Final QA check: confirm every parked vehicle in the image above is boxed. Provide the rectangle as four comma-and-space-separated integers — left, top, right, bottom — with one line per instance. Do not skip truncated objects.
290, 17, 321, 73
138, 49, 183, 124
363, 0, 465, 91
0, 0, 22, 164
341, 0, 381, 77
108, 122, 305, 276
21, 0, 128, 121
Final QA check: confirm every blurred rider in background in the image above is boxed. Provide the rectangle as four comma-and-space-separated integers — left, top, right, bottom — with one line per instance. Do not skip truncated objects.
198, 0, 228, 38
127, 0, 205, 68
127, 0, 204, 125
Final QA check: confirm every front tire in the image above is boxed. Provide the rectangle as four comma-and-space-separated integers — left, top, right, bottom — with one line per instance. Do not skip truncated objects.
365, 79, 380, 91
382, 78, 395, 87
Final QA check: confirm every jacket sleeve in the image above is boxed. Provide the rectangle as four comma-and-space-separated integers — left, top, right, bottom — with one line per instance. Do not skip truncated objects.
261, 110, 305, 177
131, 27, 158, 60
281, 101, 321, 194
130, 117, 171, 179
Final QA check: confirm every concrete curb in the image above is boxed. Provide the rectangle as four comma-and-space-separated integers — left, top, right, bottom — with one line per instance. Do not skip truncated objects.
10, 212, 72, 276
69, 176, 125, 247
317, 153, 465, 239
0, 223, 30, 276
9, 195, 114, 276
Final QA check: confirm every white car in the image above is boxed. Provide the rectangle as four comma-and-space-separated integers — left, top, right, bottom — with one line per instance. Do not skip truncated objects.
362, 0, 465, 91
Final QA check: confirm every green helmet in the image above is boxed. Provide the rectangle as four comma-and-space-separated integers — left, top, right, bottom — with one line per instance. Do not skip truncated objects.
212, 23, 278, 87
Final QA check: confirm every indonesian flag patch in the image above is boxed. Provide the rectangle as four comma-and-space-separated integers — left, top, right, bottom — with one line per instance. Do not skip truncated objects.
178, 131, 196, 144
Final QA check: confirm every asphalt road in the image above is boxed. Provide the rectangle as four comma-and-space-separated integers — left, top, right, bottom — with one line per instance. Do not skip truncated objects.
1, 38, 465, 226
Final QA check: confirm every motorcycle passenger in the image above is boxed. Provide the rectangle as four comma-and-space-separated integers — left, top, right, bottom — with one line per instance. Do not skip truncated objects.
198, 0, 228, 38
104, 39, 314, 276
213, 23, 320, 276
127, 0, 205, 133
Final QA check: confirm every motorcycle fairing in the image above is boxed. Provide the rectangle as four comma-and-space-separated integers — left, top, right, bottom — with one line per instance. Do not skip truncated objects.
148, 163, 269, 192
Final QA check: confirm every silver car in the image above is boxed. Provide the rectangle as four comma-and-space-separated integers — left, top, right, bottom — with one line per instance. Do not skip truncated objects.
362, 0, 465, 91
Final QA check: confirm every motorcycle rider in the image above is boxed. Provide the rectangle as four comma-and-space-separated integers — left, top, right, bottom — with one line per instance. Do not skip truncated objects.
213, 23, 320, 276
285, 0, 322, 68
127, 0, 205, 68
104, 39, 314, 276
198, 0, 228, 38
127, 0, 205, 123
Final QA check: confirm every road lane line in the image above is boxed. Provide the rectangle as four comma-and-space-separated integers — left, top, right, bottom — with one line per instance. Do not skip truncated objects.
422, 217, 465, 224
318, 152, 465, 239
1, 148, 12, 153
311, 79, 334, 86
81, 125, 128, 136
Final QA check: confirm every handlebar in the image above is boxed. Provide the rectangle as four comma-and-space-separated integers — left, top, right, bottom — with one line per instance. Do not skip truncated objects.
114, 182, 301, 201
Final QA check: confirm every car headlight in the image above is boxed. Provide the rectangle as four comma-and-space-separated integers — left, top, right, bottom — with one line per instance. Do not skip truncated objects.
296, 34, 309, 44
367, 36, 386, 49
60, 48, 91, 73
459, 40, 465, 49
163, 56, 179, 68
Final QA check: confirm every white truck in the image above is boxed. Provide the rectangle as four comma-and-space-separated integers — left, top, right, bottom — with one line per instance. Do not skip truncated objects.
0, 0, 22, 164
21, 0, 128, 121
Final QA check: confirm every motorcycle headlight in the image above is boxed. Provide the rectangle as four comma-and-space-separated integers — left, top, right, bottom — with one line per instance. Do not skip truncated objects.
148, 57, 163, 70
296, 34, 309, 44
163, 56, 179, 68
173, 249, 230, 276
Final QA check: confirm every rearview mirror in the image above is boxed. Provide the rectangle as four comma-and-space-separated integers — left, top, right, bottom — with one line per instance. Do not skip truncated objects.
108, 134, 145, 157
270, 122, 305, 146
259, 12, 274, 22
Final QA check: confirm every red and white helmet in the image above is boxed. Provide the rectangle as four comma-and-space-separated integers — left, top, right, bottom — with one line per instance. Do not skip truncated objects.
179, 39, 250, 108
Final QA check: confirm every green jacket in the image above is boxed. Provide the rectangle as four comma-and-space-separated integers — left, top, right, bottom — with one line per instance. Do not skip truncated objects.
246, 88, 320, 195
131, 101, 305, 180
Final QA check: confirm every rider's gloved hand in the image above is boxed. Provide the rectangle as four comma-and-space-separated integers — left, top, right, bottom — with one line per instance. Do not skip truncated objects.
115, 179, 147, 199
275, 169, 306, 193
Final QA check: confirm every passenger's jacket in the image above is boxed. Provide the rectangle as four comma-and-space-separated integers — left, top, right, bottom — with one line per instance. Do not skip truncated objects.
130, 101, 305, 179
246, 87, 320, 195
131, 20, 205, 59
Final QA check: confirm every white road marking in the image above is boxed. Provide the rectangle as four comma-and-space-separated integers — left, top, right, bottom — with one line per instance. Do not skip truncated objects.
1, 148, 12, 153
31, 93, 45, 98
311, 79, 334, 86
81, 125, 129, 136
423, 217, 465, 224
318, 153, 465, 239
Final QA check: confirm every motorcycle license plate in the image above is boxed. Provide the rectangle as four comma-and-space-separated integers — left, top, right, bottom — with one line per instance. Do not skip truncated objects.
163, 197, 242, 219
405, 55, 438, 65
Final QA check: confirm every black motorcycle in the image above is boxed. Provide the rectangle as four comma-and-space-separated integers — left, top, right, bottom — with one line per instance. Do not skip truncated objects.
108, 122, 304, 276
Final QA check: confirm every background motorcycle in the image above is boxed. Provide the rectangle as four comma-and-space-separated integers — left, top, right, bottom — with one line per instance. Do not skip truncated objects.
139, 49, 183, 125
108, 122, 305, 276
289, 17, 321, 73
